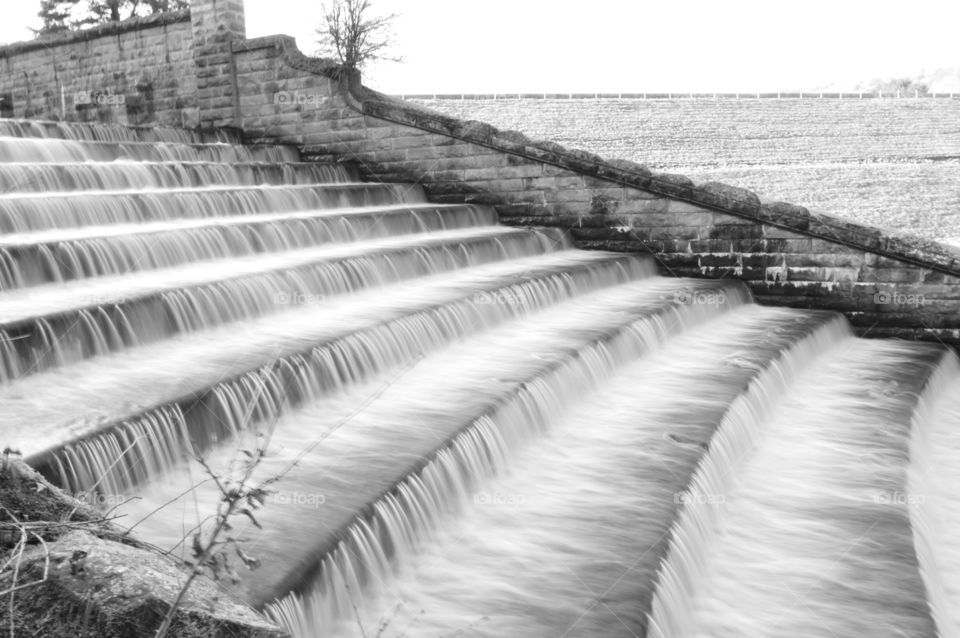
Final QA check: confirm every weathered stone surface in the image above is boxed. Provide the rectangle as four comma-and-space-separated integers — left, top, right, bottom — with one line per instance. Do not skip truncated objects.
0, 461, 284, 638
0, 11, 195, 126
694, 182, 762, 216
604, 158, 653, 178
2, 0, 958, 351
6, 530, 283, 638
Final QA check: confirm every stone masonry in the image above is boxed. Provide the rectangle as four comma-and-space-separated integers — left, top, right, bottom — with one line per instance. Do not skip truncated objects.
0, 10, 196, 126
0, 0, 958, 348
229, 29, 960, 349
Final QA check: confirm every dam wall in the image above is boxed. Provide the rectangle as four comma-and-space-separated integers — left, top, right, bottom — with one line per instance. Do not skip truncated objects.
0, 10, 196, 126
1, 0, 957, 347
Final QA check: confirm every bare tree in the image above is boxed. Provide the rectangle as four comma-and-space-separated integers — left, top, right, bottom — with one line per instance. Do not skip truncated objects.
315, 0, 402, 71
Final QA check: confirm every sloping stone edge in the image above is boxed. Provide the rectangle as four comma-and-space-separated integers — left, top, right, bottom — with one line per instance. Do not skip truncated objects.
252, 34, 960, 277
357, 91, 960, 276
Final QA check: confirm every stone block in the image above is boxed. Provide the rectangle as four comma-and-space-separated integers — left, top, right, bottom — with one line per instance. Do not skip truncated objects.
762, 225, 813, 240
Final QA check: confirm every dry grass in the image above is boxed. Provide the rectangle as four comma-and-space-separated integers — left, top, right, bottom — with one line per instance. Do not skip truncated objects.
415, 98, 960, 243
678, 161, 960, 242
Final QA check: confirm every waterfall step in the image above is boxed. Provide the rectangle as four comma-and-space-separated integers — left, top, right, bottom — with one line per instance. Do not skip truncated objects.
0, 119, 240, 144
10, 251, 657, 463
0, 203, 497, 287
280, 307, 843, 637
0, 161, 357, 192
909, 356, 960, 635
0, 225, 548, 326
0, 182, 426, 232
0, 226, 560, 380
106, 276, 751, 607
648, 338, 946, 637
0, 137, 299, 164
4, 116, 957, 638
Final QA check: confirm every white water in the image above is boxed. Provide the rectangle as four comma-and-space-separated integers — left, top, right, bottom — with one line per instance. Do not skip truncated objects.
272, 306, 836, 638
41, 256, 659, 494
2, 119, 956, 638
108, 277, 744, 576
649, 339, 942, 638
909, 355, 960, 638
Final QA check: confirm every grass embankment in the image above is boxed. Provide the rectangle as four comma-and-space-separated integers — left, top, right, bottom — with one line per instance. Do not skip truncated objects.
417, 98, 960, 243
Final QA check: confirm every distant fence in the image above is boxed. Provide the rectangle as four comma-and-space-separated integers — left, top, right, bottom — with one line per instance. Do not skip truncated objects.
399, 92, 960, 101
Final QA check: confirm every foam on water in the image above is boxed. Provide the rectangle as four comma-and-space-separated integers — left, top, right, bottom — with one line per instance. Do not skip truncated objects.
0, 227, 561, 380
0, 136, 298, 164
109, 279, 747, 611
0, 161, 351, 192
650, 338, 944, 638
0, 182, 422, 232
3, 119, 955, 638
908, 354, 960, 638
33, 256, 661, 490
276, 306, 839, 638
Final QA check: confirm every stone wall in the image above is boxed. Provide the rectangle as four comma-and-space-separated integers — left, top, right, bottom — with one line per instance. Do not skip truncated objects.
225, 32, 960, 348
1, 0, 957, 349
0, 10, 196, 126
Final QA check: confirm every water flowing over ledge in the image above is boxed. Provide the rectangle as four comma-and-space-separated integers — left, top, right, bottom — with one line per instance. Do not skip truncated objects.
1, 117, 958, 638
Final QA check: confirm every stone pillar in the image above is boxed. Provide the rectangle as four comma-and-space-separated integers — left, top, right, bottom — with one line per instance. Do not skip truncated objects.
191, 0, 246, 128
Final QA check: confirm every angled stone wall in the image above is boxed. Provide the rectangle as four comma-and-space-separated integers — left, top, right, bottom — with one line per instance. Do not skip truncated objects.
223, 32, 960, 348
0, 0, 957, 348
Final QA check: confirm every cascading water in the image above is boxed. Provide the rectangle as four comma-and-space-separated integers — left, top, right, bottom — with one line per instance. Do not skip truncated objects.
2, 118, 958, 638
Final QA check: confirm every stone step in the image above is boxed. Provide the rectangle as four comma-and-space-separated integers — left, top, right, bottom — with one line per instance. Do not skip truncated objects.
0, 203, 496, 288
0, 118, 239, 144
135, 276, 748, 606
0, 161, 357, 192
250, 306, 837, 611
0, 226, 559, 380
0, 182, 426, 232
647, 338, 945, 637
0, 136, 299, 164
11, 251, 657, 465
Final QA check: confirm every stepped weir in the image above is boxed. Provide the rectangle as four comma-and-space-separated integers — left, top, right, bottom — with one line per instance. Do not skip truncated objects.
2, 117, 960, 638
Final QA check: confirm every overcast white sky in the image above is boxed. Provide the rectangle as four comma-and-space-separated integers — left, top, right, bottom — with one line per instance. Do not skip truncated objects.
2, 0, 958, 93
